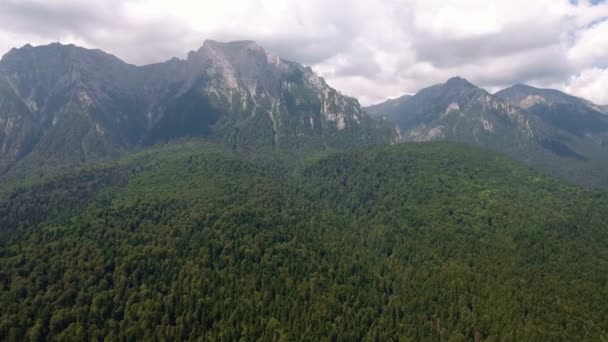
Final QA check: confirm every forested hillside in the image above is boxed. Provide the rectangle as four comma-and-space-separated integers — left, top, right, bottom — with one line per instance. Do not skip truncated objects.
1, 142, 607, 340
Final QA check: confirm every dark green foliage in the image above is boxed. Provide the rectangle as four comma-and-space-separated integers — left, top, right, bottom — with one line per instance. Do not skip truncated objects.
0, 142, 607, 340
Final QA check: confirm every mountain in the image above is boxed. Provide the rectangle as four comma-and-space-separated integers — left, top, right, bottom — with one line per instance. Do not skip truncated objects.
0, 41, 399, 177
366, 77, 541, 153
495, 83, 598, 107
495, 84, 608, 138
365, 94, 412, 117
1, 140, 607, 340
0, 43, 138, 174
495, 84, 608, 162
367, 77, 608, 188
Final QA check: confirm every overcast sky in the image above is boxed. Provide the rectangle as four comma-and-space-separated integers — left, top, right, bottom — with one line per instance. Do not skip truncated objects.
0, 0, 607, 105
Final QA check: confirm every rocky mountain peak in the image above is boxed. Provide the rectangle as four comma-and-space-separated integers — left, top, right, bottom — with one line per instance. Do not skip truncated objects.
0, 43, 132, 89
188, 40, 290, 93
367, 76, 536, 145
1, 42, 123, 68
430, 77, 486, 103
201, 40, 264, 53
445, 76, 476, 89
195, 40, 273, 66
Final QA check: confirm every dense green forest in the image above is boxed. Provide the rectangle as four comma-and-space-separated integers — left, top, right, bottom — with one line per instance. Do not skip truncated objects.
1, 141, 607, 341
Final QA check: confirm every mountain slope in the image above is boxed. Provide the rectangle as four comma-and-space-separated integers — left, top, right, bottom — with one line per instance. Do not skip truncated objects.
368, 77, 544, 154
148, 40, 399, 150
0, 43, 141, 173
1, 141, 607, 340
368, 78, 608, 188
365, 94, 412, 117
495, 84, 605, 111
0, 41, 398, 177
495, 84, 608, 159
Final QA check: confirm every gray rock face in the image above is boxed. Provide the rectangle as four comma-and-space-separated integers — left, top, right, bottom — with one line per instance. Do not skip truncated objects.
0, 41, 399, 175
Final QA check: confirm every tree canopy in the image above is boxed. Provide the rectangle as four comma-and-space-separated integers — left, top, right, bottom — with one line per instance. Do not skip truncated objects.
1, 142, 607, 340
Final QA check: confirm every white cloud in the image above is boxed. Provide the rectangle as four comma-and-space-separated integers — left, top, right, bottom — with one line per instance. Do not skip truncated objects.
568, 19, 608, 67
564, 68, 608, 104
0, 0, 607, 105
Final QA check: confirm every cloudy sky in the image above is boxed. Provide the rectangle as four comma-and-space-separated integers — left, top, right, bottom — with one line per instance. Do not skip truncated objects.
0, 0, 607, 105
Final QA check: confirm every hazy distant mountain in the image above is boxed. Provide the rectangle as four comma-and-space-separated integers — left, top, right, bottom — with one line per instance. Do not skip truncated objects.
0, 41, 399, 176
367, 77, 608, 188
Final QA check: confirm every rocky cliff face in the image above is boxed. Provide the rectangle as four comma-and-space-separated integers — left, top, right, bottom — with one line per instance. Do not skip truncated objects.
0, 41, 399, 175
159, 40, 400, 150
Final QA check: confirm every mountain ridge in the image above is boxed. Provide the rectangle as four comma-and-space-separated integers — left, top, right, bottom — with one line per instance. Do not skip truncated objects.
0, 41, 399, 178
495, 83, 604, 112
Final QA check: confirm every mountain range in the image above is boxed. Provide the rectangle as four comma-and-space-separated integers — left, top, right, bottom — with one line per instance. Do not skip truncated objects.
2, 40, 608, 340
1, 40, 607, 188
367, 77, 608, 188
0, 41, 398, 178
